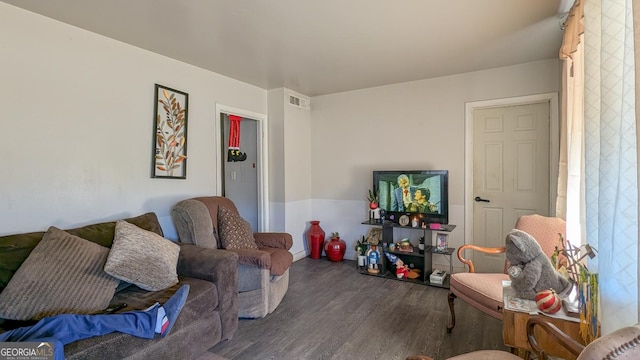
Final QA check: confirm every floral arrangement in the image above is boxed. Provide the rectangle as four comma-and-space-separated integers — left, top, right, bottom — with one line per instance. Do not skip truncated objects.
553, 234, 599, 343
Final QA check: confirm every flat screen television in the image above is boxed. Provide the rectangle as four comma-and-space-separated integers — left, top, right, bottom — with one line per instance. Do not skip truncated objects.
373, 170, 449, 225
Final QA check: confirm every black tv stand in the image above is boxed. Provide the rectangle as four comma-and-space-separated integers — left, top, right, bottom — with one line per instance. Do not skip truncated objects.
360, 220, 456, 288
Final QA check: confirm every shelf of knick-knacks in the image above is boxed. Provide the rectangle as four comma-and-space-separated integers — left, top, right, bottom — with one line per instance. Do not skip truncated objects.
359, 220, 455, 288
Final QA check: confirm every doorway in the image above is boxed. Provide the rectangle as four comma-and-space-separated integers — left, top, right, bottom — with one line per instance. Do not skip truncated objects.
464, 93, 559, 273
215, 104, 269, 232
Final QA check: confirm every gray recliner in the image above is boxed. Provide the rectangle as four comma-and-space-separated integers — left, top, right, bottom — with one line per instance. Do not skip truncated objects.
171, 196, 293, 318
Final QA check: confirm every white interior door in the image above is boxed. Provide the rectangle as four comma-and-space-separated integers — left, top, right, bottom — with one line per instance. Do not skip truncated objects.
472, 102, 550, 273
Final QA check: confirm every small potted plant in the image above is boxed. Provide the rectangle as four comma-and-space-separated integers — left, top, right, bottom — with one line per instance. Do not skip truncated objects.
324, 232, 346, 262
355, 236, 368, 268
367, 189, 379, 209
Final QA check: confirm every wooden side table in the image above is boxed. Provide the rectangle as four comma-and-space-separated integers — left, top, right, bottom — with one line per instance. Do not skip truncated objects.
501, 282, 588, 359
502, 309, 585, 360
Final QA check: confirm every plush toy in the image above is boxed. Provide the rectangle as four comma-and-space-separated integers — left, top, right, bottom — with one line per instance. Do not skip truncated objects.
505, 229, 572, 300
395, 258, 410, 279
384, 252, 410, 279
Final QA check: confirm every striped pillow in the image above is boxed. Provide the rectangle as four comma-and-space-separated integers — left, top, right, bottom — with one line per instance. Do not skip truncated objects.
0, 227, 119, 320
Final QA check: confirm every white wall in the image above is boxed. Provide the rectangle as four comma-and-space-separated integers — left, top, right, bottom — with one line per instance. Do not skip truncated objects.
310, 59, 561, 267
0, 2, 562, 268
0, 3, 266, 239
268, 88, 312, 260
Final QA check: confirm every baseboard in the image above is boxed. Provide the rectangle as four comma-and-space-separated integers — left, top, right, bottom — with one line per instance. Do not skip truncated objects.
292, 250, 307, 261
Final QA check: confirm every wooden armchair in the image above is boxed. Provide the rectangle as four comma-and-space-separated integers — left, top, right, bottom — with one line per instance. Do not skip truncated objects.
410, 318, 640, 360
527, 318, 640, 360
446, 214, 565, 332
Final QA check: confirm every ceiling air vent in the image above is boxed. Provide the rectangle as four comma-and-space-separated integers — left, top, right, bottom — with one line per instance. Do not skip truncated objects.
288, 94, 310, 110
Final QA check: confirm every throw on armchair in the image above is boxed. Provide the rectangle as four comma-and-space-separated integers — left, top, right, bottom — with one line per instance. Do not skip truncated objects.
171, 196, 293, 318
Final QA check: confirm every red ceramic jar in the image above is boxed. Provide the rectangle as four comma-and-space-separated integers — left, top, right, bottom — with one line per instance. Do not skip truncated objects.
324, 236, 346, 262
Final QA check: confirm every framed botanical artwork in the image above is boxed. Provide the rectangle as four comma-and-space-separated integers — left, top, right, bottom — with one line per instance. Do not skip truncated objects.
152, 84, 188, 179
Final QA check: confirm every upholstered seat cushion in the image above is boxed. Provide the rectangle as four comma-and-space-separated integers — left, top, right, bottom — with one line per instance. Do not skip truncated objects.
450, 272, 509, 319
447, 350, 521, 360
63, 277, 221, 360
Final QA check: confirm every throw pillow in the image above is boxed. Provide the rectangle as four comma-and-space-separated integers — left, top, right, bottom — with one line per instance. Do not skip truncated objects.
217, 207, 258, 250
104, 220, 180, 291
0, 227, 119, 320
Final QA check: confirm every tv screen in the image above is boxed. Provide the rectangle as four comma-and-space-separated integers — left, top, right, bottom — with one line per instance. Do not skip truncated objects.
373, 170, 449, 224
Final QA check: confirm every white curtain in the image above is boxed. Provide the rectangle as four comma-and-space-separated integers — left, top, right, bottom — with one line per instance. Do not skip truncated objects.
557, 0, 586, 248
583, 0, 639, 334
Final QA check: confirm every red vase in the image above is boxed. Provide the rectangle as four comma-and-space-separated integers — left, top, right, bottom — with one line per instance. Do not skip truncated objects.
307, 220, 325, 259
324, 236, 346, 262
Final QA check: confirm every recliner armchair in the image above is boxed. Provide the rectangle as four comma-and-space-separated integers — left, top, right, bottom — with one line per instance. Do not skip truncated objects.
171, 196, 293, 318
447, 214, 565, 332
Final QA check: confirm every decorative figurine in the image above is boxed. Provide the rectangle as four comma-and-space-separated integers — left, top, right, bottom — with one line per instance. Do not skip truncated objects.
367, 245, 380, 274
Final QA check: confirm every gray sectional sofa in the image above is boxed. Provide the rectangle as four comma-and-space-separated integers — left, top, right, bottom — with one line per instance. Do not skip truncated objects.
0, 212, 238, 360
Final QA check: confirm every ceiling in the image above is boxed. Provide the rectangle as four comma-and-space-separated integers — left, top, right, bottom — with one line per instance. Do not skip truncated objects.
2, 0, 572, 97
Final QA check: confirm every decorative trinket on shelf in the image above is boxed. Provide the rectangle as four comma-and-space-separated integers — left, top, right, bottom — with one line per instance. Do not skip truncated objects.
384, 252, 409, 279
435, 233, 449, 252
367, 245, 381, 274
396, 238, 413, 253
535, 289, 562, 314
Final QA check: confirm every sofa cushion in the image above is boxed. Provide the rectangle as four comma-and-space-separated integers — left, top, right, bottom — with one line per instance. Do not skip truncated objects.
104, 221, 180, 291
172, 199, 218, 249
66, 212, 164, 248
63, 277, 221, 360
447, 350, 521, 360
0, 212, 163, 292
0, 227, 119, 320
217, 207, 258, 250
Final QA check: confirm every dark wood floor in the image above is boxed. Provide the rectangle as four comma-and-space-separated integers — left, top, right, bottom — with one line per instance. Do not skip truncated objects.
209, 257, 509, 360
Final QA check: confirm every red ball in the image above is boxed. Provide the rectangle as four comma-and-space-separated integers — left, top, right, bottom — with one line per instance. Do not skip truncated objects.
535, 289, 562, 314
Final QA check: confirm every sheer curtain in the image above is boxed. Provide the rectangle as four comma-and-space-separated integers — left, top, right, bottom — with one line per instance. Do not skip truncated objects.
557, 0, 585, 247
582, 0, 638, 334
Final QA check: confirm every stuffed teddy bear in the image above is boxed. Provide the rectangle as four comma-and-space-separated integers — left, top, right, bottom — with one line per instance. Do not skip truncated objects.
505, 229, 572, 300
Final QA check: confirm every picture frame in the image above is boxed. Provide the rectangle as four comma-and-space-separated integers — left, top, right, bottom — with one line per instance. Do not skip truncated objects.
436, 232, 449, 252
152, 84, 188, 179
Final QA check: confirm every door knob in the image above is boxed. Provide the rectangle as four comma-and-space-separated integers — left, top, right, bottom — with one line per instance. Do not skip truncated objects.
474, 196, 490, 203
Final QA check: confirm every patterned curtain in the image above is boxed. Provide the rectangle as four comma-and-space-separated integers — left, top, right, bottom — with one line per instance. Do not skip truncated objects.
584, 0, 639, 334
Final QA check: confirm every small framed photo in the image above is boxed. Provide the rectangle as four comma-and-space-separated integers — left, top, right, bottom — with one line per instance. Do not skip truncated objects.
436, 232, 449, 252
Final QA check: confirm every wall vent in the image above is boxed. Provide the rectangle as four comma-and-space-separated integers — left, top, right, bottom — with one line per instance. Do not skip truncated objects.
288, 94, 311, 110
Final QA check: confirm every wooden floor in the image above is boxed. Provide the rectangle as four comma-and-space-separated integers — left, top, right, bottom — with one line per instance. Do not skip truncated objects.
209, 257, 509, 360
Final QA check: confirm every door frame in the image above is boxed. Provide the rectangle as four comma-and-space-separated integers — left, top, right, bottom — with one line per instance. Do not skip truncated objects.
215, 104, 270, 232
464, 93, 559, 249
